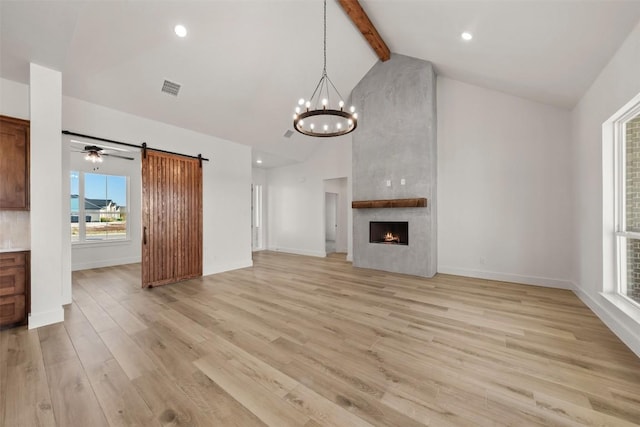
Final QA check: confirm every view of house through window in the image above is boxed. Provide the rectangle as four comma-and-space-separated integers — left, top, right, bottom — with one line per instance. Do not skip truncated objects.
70, 171, 128, 242
620, 112, 640, 304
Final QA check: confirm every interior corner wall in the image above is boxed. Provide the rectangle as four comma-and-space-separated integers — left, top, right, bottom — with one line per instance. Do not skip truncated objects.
571, 20, 640, 357
266, 138, 352, 259
437, 76, 573, 289
62, 96, 253, 276
29, 63, 65, 328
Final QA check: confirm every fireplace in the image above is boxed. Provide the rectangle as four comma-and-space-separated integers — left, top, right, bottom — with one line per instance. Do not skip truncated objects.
369, 221, 408, 245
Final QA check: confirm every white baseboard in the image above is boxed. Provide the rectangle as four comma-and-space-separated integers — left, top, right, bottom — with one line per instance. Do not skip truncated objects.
267, 246, 327, 258
346, 253, 353, 262
437, 266, 572, 289
74, 256, 253, 276
72, 256, 141, 271
571, 283, 640, 358
204, 259, 253, 276
29, 307, 64, 329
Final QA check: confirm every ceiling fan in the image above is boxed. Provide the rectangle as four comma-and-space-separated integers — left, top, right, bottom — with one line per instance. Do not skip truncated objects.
73, 145, 135, 162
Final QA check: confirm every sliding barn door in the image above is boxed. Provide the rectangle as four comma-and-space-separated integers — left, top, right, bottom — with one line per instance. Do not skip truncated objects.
142, 150, 202, 288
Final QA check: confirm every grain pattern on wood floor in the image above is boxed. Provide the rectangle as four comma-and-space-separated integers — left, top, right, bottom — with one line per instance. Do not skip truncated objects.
1, 251, 640, 426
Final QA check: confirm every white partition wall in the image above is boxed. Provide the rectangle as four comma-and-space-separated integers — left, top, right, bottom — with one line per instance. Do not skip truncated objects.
29, 63, 66, 328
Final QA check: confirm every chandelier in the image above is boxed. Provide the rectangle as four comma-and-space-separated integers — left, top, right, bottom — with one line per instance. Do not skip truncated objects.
293, 0, 357, 137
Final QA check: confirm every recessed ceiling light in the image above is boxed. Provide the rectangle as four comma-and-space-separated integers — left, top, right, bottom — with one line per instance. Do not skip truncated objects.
461, 32, 473, 41
174, 24, 187, 38
256, 159, 263, 164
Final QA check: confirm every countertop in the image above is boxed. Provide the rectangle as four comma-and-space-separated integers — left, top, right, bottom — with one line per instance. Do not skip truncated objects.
0, 247, 30, 253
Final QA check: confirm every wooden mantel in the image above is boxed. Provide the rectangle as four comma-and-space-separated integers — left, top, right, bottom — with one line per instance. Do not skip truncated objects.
352, 198, 427, 209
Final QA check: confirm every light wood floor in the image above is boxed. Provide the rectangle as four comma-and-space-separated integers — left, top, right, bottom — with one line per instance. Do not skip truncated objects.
2, 251, 640, 426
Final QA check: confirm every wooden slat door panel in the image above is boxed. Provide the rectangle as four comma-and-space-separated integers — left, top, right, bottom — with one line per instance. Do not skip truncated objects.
142, 150, 202, 288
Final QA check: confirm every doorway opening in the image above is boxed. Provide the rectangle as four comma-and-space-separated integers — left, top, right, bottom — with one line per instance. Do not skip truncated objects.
323, 177, 348, 257
252, 184, 264, 251
325, 192, 338, 253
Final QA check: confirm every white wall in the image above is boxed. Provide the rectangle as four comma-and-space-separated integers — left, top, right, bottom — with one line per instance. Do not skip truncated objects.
29, 64, 67, 328
572, 20, 640, 357
437, 77, 573, 288
0, 77, 29, 119
63, 97, 253, 276
67, 134, 142, 271
267, 139, 352, 259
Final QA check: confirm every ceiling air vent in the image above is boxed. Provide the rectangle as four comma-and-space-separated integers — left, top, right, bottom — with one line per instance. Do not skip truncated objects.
283, 130, 294, 138
161, 79, 181, 96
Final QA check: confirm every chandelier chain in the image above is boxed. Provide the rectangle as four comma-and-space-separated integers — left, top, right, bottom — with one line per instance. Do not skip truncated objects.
323, 0, 327, 75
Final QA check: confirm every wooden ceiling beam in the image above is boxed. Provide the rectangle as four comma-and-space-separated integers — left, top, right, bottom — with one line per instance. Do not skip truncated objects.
337, 0, 390, 62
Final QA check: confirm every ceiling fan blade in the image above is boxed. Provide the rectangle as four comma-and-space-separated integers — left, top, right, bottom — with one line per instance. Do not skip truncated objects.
69, 139, 131, 152
102, 153, 135, 161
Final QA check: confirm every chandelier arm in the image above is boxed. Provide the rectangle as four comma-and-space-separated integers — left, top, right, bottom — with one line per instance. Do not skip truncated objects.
308, 74, 326, 107
320, 77, 329, 107
324, 74, 345, 103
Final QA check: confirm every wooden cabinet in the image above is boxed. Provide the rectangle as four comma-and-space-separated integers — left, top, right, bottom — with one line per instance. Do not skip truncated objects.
0, 115, 30, 210
0, 251, 29, 328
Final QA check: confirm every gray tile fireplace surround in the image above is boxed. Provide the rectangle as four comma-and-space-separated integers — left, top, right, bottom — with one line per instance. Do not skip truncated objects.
351, 54, 437, 278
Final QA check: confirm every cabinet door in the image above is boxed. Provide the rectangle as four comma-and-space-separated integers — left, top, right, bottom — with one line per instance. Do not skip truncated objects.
0, 116, 30, 210
0, 295, 26, 326
0, 266, 26, 297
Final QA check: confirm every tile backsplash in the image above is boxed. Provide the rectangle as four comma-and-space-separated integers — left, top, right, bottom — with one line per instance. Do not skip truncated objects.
0, 211, 30, 249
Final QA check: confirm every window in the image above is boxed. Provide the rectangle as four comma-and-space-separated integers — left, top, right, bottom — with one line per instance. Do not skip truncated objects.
70, 171, 128, 243
615, 106, 640, 306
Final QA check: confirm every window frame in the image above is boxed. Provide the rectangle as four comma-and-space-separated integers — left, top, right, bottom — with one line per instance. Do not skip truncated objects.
71, 171, 130, 245
613, 98, 640, 308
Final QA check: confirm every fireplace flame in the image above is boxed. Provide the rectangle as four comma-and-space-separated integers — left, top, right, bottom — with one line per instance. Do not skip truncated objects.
384, 232, 400, 243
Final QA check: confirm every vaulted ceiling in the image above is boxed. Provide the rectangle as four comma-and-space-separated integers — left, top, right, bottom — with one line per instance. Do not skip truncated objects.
2, 1, 640, 168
